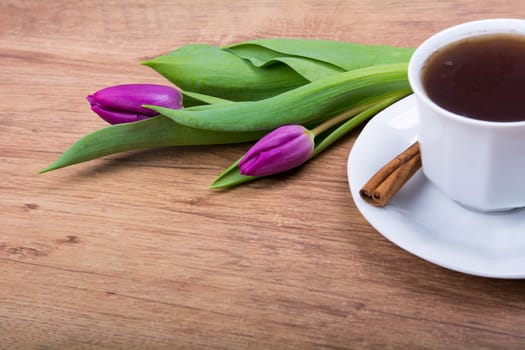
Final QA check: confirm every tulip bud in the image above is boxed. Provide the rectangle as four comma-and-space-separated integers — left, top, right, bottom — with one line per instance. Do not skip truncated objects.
239, 125, 314, 177
87, 84, 182, 124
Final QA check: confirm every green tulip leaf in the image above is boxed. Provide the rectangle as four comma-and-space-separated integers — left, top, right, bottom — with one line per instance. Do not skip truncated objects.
224, 44, 345, 81
146, 63, 410, 132
182, 90, 233, 107
39, 116, 265, 173
143, 44, 308, 101
209, 157, 257, 189
225, 38, 415, 72
144, 40, 414, 102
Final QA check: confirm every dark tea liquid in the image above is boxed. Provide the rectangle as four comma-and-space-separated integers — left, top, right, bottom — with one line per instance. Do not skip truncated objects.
422, 33, 525, 122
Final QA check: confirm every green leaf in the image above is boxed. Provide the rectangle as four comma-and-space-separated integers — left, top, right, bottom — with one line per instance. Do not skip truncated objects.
144, 40, 413, 102
252, 56, 344, 82
209, 157, 257, 189
224, 44, 345, 81
142, 44, 308, 101
225, 39, 415, 72
182, 90, 233, 107
39, 116, 265, 173
146, 63, 410, 132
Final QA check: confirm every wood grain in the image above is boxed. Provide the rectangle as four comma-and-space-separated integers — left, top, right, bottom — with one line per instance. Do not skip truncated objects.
2, 1, 525, 349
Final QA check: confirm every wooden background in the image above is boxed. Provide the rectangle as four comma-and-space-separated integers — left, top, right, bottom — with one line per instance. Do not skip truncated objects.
2, 1, 525, 348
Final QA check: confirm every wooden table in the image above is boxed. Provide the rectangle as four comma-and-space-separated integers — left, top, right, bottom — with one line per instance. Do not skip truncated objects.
2, 1, 525, 348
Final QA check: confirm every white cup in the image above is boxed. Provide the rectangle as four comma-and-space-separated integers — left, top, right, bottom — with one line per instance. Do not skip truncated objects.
408, 19, 525, 212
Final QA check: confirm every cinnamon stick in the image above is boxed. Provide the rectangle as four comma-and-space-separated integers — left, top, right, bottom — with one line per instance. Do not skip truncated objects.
359, 142, 422, 207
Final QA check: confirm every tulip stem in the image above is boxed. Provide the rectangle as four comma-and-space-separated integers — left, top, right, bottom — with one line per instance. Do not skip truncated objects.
310, 103, 373, 136
310, 89, 405, 137
311, 89, 411, 157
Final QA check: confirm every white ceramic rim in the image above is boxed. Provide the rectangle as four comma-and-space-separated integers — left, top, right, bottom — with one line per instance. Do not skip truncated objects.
408, 18, 525, 129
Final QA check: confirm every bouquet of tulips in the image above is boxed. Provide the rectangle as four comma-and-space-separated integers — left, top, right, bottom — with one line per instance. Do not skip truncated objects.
40, 39, 414, 188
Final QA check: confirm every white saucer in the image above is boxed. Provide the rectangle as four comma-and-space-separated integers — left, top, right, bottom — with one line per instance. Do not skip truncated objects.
347, 94, 525, 279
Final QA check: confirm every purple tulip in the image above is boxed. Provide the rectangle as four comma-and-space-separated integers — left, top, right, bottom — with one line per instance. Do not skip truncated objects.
239, 125, 315, 177
87, 84, 182, 124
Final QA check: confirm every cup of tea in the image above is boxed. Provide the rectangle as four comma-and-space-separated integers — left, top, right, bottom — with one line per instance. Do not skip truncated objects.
408, 19, 525, 212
